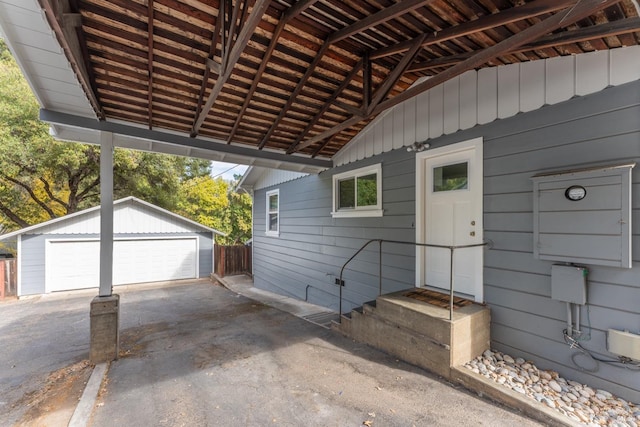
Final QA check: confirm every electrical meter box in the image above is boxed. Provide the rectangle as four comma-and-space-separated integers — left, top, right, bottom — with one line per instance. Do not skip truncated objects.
532, 163, 635, 268
551, 264, 588, 305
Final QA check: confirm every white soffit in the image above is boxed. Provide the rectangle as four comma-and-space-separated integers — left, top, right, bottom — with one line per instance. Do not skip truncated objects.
0, 0, 95, 118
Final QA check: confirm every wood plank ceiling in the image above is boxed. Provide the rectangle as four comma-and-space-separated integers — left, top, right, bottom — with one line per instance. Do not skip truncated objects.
42, 0, 640, 160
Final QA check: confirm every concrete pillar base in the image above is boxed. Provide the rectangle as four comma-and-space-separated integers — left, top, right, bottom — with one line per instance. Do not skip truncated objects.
90, 294, 119, 364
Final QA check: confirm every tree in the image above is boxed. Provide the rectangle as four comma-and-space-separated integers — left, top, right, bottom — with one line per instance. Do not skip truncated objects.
0, 38, 253, 243
224, 188, 252, 245
175, 175, 252, 245
0, 39, 214, 231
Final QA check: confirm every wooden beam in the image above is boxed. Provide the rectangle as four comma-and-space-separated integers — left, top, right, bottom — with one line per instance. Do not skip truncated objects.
207, 58, 221, 74
257, 42, 330, 149
286, 60, 363, 154
370, 0, 576, 60
295, 0, 622, 151
259, 0, 435, 150
227, 0, 318, 144
334, 100, 364, 117
328, 0, 435, 43
146, 0, 154, 129
223, 0, 242, 72
362, 51, 371, 111
409, 17, 640, 73
191, 0, 271, 136
39, 0, 105, 119
311, 133, 337, 157
62, 12, 82, 28
367, 34, 426, 115
193, 2, 224, 130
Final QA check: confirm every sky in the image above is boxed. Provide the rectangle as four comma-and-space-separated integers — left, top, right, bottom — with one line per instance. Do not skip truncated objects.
210, 161, 249, 181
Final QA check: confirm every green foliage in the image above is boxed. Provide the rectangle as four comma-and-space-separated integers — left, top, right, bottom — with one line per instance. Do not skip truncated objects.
176, 176, 252, 245
0, 39, 253, 245
224, 189, 252, 245
177, 176, 229, 232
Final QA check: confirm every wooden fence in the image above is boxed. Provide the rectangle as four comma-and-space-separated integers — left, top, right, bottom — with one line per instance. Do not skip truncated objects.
0, 259, 17, 299
214, 244, 252, 277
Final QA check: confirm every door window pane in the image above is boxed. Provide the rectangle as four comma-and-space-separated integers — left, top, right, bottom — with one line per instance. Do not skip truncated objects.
433, 162, 468, 192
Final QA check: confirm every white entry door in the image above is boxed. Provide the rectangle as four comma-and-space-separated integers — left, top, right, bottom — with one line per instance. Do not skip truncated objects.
416, 138, 483, 302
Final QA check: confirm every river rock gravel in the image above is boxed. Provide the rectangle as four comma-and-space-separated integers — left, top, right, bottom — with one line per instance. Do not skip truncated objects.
464, 349, 640, 426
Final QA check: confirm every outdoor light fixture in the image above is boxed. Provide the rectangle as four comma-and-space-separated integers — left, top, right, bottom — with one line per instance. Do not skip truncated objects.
565, 185, 587, 201
407, 141, 430, 152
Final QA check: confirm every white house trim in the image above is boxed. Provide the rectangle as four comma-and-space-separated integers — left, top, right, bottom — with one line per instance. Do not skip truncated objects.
16, 235, 22, 298
415, 137, 484, 301
0, 196, 225, 241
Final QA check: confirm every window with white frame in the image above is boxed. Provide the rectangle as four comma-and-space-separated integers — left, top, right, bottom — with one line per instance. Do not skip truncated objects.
266, 189, 279, 236
331, 164, 383, 218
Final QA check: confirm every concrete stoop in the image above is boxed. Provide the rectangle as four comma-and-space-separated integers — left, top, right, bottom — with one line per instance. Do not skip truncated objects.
333, 290, 490, 378
332, 291, 580, 427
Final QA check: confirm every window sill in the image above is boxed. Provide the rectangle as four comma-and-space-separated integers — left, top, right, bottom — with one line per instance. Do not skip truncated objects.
265, 231, 280, 237
331, 209, 383, 218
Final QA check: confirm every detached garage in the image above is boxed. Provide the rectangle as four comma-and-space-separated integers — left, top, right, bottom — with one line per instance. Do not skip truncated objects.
0, 197, 223, 296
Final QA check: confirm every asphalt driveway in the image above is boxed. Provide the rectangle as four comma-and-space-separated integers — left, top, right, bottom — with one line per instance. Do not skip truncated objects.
1, 280, 541, 426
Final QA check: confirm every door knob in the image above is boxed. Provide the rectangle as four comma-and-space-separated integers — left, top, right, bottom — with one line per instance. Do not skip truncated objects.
470, 220, 475, 226
470, 231, 476, 236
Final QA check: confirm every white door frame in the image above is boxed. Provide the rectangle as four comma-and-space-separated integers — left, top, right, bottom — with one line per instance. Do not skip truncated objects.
415, 137, 484, 302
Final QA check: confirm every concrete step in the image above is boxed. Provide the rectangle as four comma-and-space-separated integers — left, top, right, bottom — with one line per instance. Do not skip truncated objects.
338, 307, 452, 378
334, 291, 491, 380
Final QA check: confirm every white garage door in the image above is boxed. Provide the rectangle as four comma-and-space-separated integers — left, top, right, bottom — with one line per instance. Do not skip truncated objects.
46, 238, 198, 292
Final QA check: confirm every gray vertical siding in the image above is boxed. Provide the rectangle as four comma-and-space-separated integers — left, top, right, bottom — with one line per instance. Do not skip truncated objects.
19, 232, 213, 295
253, 80, 640, 402
196, 231, 213, 278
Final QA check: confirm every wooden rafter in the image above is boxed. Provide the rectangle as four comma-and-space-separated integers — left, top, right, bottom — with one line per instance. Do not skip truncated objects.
295, 0, 624, 151
190, 0, 271, 137
327, 0, 434, 44
409, 16, 640, 73
362, 51, 371, 112
367, 34, 426, 115
286, 60, 363, 154
39, 0, 105, 119
227, 0, 318, 144
62, 0, 639, 159
194, 4, 225, 126
371, 0, 576, 60
146, 0, 154, 129
258, 0, 438, 150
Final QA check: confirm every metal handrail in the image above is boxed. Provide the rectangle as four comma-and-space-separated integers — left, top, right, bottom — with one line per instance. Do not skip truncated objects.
337, 239, 491, 321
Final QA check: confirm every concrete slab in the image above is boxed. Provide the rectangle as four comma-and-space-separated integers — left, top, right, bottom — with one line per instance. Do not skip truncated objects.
1, 278, 543, 426
89, 279, 540, 426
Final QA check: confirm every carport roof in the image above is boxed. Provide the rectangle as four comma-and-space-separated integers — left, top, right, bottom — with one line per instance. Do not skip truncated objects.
0, 0, 639, 172
0, 196, 226, 240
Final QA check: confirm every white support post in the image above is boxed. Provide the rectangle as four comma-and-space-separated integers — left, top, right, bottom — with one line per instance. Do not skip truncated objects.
99, 131, 114, 297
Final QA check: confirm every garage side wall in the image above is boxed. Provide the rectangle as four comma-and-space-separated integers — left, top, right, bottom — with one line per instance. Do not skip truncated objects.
196, 231, 213, 278
19, 232, 212, 295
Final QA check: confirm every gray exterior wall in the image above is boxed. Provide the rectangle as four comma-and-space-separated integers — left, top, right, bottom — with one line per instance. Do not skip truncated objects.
20, 232, 213, 296
253, 150, 417, 312
253, 80, 640, 402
